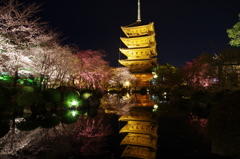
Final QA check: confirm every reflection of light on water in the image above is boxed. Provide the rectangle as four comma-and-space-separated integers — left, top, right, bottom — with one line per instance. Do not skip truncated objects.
123, 93, 130, 100
152, 104, 158, 112
188, 113, 208, 136
14, 118, 25, 133
15, 117, 24, 123
147, 89, 149, 94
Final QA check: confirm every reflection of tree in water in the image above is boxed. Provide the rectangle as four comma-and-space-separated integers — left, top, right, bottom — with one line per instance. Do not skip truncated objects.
187, 113, 208, 138
0, 112, 116, 158
0, 114, 76, 159
100, 93, 134, 115
73, 113, 114, 157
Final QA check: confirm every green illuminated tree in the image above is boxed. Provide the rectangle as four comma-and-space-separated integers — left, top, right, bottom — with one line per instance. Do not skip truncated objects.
153, 63, 182, 88
227, 14, 240, 47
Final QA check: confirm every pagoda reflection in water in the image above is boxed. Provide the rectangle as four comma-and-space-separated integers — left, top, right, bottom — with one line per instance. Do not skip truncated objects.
119, 93, 159, 159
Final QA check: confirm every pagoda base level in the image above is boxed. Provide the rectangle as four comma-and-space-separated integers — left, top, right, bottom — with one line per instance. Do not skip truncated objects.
133, 73, 153, 88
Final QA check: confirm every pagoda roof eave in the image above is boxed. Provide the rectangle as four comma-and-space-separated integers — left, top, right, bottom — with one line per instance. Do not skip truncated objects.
119, 46, 156, 51
121, 21, 154, 28
119, 47, 158, 58
120, 33, 156, 40
118, 58, 157, 64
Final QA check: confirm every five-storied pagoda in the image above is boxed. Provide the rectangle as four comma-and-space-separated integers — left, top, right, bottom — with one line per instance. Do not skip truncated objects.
118, 0, 158, 88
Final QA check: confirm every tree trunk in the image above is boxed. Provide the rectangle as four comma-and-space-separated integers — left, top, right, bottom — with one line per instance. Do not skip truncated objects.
13, 69, 18, 87
40, 74, 44, 90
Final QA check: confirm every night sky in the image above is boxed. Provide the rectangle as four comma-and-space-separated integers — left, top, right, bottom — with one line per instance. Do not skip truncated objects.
25, 0, 240, 68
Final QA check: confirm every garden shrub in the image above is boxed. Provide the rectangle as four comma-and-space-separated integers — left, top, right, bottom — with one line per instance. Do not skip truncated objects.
22, 86, 34, 93
62, 89, 81, 108
58, 110, 80, 124
17, 92, 45, 112
41, 88, 61, 110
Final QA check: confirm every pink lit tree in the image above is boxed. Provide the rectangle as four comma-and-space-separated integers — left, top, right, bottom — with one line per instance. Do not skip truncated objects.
73, 49, 112, 92
181, 56, 216, 91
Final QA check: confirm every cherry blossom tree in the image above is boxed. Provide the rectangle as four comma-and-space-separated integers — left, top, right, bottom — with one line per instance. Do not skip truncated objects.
110, 67, 136, 89
181, 57, 216, 91
73, 49, 112, 92
0, 0, 48, 87
29, 42, 76, 88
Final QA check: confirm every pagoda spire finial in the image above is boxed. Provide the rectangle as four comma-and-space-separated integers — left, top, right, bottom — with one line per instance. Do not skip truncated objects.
137, 0, 141, 22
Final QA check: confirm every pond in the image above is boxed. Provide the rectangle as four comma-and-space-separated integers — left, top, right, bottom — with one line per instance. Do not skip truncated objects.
0, 93, 230, 159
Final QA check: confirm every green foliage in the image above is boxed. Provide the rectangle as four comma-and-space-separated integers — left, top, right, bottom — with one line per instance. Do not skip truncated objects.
23, 79, 34, 86
227, 14, 240, 47
207, 90, 240, 156
152, 63, 182, 88
62, 89, 81, 108
58, 110, 80, 124
0, 87, 11, 112
22, 86, 34, 93
81, 92, 92, 99
0, 75, 13, 82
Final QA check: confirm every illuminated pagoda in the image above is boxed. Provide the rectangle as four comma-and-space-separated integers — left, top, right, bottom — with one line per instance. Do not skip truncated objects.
118, 0, 158, 87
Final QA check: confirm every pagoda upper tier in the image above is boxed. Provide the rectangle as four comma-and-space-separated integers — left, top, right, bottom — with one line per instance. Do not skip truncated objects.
120, 34, 156, 48
121, 22, 155, 37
